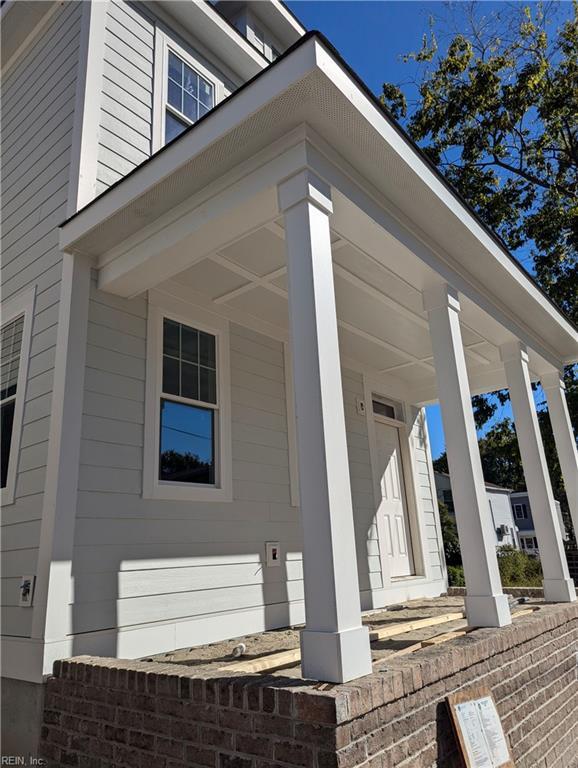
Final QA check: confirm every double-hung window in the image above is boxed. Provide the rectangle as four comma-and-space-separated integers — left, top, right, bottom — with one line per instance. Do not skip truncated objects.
154, 31, 219, 150
165, 51, 214, 143
144, 295, 232, 501
1, 286, 34, 505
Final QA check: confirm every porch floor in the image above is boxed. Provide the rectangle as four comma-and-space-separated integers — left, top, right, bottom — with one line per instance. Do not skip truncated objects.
141, 594, 541, 678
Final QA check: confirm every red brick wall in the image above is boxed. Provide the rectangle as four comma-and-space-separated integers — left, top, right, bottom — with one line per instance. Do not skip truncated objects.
40, 603, 578, 768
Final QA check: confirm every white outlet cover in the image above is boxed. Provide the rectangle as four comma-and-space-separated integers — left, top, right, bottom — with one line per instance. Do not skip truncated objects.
266, 542, 281, 567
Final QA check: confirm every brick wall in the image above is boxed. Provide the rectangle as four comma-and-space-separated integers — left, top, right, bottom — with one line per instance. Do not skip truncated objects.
40, 603, 578, 768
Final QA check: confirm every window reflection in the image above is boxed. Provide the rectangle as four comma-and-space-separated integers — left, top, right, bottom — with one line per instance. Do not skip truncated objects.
159, 400, 215, 485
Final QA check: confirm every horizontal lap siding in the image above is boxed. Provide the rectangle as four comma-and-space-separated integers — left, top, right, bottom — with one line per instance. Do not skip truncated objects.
0, 3, 82, 636
72, 298, 304, 637
96, 1, 153, 194
411, 408, 444, 581
342, 369, 383, 594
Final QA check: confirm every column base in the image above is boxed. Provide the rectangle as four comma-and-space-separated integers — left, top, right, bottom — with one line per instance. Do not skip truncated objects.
465, 593, 512, 628
543, 578, 576, 603
300, 626, 372, 683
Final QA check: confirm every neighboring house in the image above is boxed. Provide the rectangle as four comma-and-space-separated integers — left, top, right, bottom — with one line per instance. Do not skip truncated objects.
2, 0, 577, 753
511, 491, 568, 555
434, 472, 518, 549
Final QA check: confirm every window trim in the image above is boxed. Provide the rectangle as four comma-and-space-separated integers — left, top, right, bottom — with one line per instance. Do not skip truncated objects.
0, 286, 36, 506
514, 503, 527, 519
152, 30, 223, 153
143, 291, 232, 502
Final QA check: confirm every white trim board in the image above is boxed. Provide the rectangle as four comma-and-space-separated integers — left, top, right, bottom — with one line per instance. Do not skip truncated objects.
0, 285, 36, 507
143, 290, 233, 503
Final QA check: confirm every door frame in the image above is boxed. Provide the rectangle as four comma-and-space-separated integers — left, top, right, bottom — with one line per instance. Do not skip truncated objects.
363, 379, 426, 587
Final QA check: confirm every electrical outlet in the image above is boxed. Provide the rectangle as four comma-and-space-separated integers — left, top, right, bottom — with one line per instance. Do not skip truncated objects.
266, 542, 281, 567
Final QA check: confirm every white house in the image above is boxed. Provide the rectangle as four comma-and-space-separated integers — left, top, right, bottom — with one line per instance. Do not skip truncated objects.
2, 0, 578, 751
434, 472, 518, 549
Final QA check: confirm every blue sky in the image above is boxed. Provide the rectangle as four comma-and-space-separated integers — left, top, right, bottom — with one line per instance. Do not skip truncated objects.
284, 0, 559, 458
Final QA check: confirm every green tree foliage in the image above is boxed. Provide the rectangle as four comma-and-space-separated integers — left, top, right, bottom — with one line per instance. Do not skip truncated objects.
387, 2, 578, 536
381, 1, 578, 320
438, 501, 462, 566
434, 368, 577, 540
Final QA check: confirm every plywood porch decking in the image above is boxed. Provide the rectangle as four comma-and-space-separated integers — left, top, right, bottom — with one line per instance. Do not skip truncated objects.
140, 595, 537, 679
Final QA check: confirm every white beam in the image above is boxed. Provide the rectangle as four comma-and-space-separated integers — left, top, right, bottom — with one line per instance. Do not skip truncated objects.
501, 342, 576, 602
542, 370, 578, 540
424, 283, 511, 627
279, 169, 372, 683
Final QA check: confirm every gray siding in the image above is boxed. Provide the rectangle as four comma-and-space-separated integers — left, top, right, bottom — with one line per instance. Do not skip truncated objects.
410, 408, 445, 581
72, 291, 304, 638
342, 370, 383, 596
71, 287, 387, 644
96, 0, 154, 195
95, 0, 241, 196
0, 2, 83, 637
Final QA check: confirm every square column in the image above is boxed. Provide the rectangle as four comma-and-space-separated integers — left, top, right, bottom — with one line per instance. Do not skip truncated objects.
501, 342, 576, 602
542, 370, 578, 540
278, 170, 372, 683
424, 284, 511, 627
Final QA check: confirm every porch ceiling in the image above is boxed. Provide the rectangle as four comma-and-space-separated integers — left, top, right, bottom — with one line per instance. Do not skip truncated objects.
59, 32, 577, 388
154, 218, 512, 404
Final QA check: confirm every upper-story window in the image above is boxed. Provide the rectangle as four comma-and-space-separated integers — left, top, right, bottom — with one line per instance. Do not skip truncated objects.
154, 31, 222, 151
165, 50, 214, 143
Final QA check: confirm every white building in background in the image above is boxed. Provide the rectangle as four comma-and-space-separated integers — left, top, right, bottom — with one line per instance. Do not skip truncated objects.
2, 0, 577, 752
435, 472, 518, 549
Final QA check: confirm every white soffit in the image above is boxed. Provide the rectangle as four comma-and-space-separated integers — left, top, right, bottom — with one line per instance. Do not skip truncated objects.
60, 33, 577, 363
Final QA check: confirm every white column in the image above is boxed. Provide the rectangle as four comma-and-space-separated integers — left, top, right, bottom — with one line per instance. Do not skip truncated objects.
424, 283, 511, 627
501, 342, 576, 602
542, 370, 578, 541
278, 169, 372, 683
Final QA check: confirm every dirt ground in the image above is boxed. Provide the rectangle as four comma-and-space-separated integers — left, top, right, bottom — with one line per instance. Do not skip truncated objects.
144, 594, 541, 678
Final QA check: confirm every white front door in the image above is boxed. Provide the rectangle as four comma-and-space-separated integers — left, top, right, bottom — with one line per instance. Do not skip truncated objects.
375, 421, 414, 577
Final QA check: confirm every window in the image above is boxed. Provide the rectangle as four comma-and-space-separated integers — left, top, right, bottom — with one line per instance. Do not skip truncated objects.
144, 295, 232, 502
1, 316, 23, 488
153, 31, 220, 151
372, 396, 403, 422
0, 286, 34, 505
514, 503, 528, 519
165, 50, 214, 143
160, 318, 217, 485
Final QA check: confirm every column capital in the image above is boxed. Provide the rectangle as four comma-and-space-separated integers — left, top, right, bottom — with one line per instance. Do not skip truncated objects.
422, 283, 460, 314
277, 169, 333, 216
541, 369, 566, 392
500, 339, 529, 365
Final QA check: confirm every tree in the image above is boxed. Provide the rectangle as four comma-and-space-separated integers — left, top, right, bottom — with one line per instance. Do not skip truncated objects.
382, 1, 578, 321
386, 2, 578, 535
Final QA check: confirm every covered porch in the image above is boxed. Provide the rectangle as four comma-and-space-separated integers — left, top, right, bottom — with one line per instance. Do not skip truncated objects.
60, 33, 577, 684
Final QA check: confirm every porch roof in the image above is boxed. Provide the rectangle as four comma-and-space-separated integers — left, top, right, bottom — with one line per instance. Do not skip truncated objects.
59, 31, 577, 371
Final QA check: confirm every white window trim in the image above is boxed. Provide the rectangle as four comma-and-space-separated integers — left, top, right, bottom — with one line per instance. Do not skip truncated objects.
1, 285, 36, 506
143, 291, 232, 502
152, 29, 225, 153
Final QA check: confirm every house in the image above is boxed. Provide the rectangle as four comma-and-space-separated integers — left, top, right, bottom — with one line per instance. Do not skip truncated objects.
511, 491, 568, 555
434, 472, 518, 549
2, 0, 577, 753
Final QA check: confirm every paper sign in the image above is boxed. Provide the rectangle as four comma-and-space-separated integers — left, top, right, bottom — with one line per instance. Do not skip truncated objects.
448, 688, 514, 768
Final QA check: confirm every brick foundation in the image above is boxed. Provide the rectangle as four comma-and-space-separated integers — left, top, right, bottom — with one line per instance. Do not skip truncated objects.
40, 603, 578, 768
